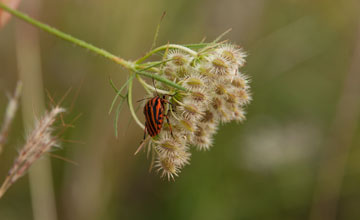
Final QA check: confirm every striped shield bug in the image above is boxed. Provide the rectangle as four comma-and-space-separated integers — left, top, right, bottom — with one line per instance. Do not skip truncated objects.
143, 95, 173, 139
134, 80, 174, 155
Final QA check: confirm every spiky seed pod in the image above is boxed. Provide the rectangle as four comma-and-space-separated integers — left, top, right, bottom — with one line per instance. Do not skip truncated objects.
154, 142, 191, 169
172, 148, 191, 168
187, 89, 210, 105
214, 83, 227, 96
155, 155, 179, 181
182, 74, 206, 90
216, 44, 247, 67
191, 122, 217, 150
232, 105, 246, 122
165, 50, 193, 78
200, 110, 215, 123
178, 102, 204, 122
162, 65, 177, 81
167, 49, 191, 67
224, 90, 237, 104
177, 115, 197, 133
231, 74, 248, 89
154, 133, 184, 157
218, 108, 232, 123
236, 89, 251, 105
206, 54, 231, 76
195, 63, 215, 79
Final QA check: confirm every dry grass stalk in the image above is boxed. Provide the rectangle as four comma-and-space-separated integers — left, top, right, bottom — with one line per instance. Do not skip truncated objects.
0, 81, 22, 154
0, 106, 65, 198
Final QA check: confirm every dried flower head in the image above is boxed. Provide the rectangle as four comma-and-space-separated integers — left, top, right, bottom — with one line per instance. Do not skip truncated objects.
125, 36, 251, 181
135, 40, 251, 180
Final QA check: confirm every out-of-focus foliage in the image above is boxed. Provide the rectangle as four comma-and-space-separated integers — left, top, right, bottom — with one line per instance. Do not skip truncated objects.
0, 0, 359, 219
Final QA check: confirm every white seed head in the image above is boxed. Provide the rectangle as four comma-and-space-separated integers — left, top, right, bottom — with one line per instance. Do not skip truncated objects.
178, 115, 197, 133
191, 123, 216, 150
167, 49, 192, 67
216, 44, 247, 67
182, 74, 206, 90
187, 89, 210, 106
155, 155, 180, 181
171, 147, 191, 168
154, 133, 185, 157
177, 99, 205, 122
162, 65, 177, 81
206, 54, 231, 76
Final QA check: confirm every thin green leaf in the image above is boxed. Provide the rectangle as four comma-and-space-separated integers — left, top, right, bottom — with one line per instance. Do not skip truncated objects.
109, 77, 124, 96
213, 28, 232, 43
109, 75, 135, 114
133, 69, 187, 92
114, 94, 127, 138
150, 11, 166, 51
183, 43, 211, 49
138, 58, 172, 71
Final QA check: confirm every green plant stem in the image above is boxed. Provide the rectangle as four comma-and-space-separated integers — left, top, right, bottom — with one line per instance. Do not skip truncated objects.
0, 3, 133, 69
127, 77, 145, 130
136, 44, 197, 64
0, 3, 188, 92
136, 75, 170, 95
132, 68, 187, 91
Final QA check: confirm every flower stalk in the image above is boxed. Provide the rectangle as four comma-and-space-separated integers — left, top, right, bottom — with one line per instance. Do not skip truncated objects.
0, 2, 186, 91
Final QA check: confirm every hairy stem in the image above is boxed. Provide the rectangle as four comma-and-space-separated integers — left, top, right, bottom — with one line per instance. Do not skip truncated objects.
127, 77, 145, 130
136, 44, 198, 64
132, 69, 186, 91
136, 75, 171, 95
0, 3, 132, 69
0, 3, 188, 91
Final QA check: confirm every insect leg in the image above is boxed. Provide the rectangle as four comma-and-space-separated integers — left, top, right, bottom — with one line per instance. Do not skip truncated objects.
164, 114, 174, 138
143, 121, 147, 140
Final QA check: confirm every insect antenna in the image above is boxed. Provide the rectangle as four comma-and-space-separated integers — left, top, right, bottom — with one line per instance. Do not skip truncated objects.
136, 97, 152, 103
152, 78, 159, 96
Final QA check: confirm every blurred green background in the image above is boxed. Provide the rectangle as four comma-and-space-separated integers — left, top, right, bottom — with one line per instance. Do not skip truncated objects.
1, 0, 360, 219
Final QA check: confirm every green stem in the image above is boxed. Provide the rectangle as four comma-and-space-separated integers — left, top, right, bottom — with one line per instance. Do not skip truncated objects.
136, 44, 197, 64
127, 77, 145, 130
136, 75, 170, 95
133, 69, 187, 91
0, 3, 133, 69
0, 3, 188, 92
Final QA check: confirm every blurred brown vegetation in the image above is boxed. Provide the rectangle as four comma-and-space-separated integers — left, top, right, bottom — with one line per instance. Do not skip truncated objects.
0, 0, 360, 219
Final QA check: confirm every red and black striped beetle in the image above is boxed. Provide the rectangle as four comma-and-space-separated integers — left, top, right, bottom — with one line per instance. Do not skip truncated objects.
143, 95, 173, 139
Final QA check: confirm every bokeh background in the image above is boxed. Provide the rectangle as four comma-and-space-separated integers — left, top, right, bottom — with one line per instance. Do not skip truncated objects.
1, 0, 360, 219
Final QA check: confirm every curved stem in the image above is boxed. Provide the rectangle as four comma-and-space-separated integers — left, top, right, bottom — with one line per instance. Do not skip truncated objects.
127, 77, 145, 130
173, 98, 184, 106
0, 3, 188, 92
136, 75, 152, 95
132, 69, 187, 91
0, 3, 133, 69
136, 44, 197, 64
136, 75, 171, 95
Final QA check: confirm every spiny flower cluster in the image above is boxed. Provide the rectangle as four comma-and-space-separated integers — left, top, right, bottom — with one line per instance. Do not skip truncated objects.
145, 43, 251, 180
